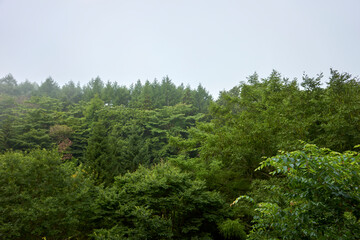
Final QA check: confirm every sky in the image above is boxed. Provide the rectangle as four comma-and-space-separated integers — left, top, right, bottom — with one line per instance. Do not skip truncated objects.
0, 0, 359, 98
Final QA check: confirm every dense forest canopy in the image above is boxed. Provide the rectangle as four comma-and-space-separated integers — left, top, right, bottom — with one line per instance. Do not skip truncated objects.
0, 69, 359, 239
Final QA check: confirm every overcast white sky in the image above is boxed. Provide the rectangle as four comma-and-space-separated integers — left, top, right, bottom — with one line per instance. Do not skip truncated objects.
0, 0, 359, 98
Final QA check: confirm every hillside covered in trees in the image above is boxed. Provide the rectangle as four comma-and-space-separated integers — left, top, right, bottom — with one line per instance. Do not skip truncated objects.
0, 69, 360, 239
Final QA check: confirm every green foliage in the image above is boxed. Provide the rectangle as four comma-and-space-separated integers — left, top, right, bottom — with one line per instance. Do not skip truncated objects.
219, 219, 247, 240
83, 103, 205, 185
169, 122, 247, 200
83, 76, 104, 101
37, 77, 60, 98
172, 69, 360, 203
60, 80, 83, 107
93, 162, 226, 239
49, 124, 72, 143
0, 74, 18, 96
18, 80, 39, 97
193, 83, 212, 113
0, 95, 19, 151
84, 94, 104, 122
238, 144, 360, 239
319, 70, 360, 151
1, 70, 360, 239
0, 149, 97, 239
85, 120, 117, 185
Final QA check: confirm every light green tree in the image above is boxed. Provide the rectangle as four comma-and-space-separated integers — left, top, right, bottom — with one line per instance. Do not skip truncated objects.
233, 144, 360, 239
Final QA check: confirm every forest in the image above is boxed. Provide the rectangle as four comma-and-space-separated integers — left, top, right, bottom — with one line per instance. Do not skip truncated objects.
0, 69, 360, 239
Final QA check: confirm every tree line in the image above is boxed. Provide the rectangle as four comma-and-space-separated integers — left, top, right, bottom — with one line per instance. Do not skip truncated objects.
0, 69, 359, 239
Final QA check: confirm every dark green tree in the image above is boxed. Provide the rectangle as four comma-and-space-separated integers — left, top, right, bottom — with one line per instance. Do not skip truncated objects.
139, 80, 154, 110
0, 149, 97, 239
113, 84, 131, 106
129, 80, 143, 108
84, 119, 117, 185
160, 76, 181, 107
193, 83, 212, 113
83, 76, 104, 101
38, 77, 60, 98
60, 80, 83, 107
18, 80, 38, 98
0, 74, 18, 96
84, 94, 104, 122
93, 162, 226, 239
102, 81, 115, 105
